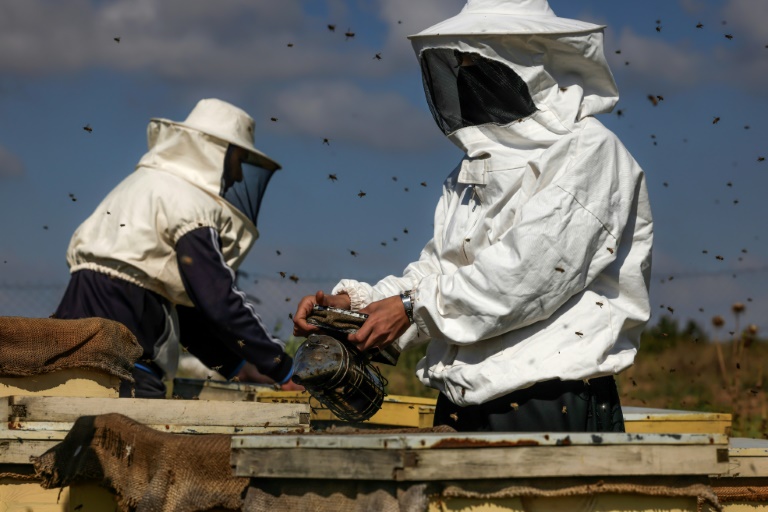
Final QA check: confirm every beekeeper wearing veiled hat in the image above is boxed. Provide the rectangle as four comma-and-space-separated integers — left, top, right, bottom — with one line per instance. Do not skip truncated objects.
294, 0, 652, 432
56, 99, 298, 398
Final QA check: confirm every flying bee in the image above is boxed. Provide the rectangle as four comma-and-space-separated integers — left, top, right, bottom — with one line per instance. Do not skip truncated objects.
345, 29, 355, 40
713, 116, 721, 124
328, 174, 338, 182
725, 34, 733, 40
237, 340, 245, 348
420, 182, 427, 187
555, 267, 565, 273
373, 53, 382, 60
696, 22, 703, 28
287, 43, 294, 47
575, 331, 584, 337
323, 138, 330, 145
510, 402, 519, 410
114, 36, 121, 43
647, 95, 659, 106
273, 355, 282, 364
289, 274, 299, 283
562, 406, 568, 414
758, 157, 765, 162
327, 24, 336, 32
270, 117, 278, 122
607, 247, 615, 254
358, 190, 366, 198
449, 413, 458, 422
211, 365, 223, 372
83, 124, 93, 133
596, 302, 604, 308
349, 249, 358, 257
279, 271, 286, 278
716, 255, 724, 260
403, 228, 409, 234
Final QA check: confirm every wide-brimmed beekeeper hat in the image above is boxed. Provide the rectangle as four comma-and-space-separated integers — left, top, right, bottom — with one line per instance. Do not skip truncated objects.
409, 0, 604, 38
151, 98, 281, 171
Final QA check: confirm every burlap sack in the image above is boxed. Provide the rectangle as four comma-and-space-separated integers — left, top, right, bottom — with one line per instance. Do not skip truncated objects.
33, 413, 248, 512
0, 316, 142, 380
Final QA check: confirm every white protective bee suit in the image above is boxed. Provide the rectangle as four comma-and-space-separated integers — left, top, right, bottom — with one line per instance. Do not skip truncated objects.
57, 99, 294, 397
333, 0, 653, 411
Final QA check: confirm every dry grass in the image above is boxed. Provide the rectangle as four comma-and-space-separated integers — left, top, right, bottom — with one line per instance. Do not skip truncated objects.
617, 334, 767, 438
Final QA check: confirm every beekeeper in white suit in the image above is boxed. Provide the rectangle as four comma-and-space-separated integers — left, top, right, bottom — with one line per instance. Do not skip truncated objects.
57, 99, 297, 398
295, 0, 653, 432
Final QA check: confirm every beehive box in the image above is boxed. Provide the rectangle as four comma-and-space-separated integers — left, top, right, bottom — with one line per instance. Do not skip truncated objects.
0, 368, 120, 399
623, 406, 732, 435
232, 431, 731, 512
1, 395, 310, 511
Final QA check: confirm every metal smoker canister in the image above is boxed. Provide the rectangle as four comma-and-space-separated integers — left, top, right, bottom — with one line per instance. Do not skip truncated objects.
292, 334, 386, 422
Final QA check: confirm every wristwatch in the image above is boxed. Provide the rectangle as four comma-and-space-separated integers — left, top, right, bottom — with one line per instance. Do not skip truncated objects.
400, 290, 414, 324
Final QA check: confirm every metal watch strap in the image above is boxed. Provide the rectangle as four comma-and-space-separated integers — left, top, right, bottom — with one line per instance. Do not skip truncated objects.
400, 290, 414, 324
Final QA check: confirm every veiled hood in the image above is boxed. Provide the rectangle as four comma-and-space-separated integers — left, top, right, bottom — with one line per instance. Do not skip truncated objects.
136, 99, 278, 232
409, 0, 619, 137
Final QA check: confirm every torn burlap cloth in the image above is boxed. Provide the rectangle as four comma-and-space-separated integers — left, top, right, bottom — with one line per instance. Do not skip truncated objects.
245, 475, 722, 512
711, 478, 768, 502
32, 413, 248, 512
0, 316, 142, 380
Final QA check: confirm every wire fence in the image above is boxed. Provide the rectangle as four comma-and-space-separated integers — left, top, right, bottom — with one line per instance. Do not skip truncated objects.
0, 275, 343, 339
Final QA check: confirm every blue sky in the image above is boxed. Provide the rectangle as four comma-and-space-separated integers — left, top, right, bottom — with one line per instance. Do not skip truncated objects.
1, 0, 767, 338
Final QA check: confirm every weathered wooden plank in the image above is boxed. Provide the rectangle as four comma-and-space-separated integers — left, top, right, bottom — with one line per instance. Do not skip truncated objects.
727, 438, 768, 478
4, 396, 310, 431
0, 438, 63, 464
232, 432, 728, 450
232, 448, 405, 480
0, 368, 120, 399
231, 443, 729, 480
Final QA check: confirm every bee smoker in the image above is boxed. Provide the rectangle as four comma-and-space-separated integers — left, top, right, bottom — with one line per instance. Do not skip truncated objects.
292, 334, 387, 422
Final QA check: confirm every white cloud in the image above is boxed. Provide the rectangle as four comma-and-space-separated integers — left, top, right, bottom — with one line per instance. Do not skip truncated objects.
375, 0, 465, 67
0, 146, 24, 178
721, 0, 768, 45
272, 81, 441, 150
606, 27, 703, 89
0, 0, 381, 82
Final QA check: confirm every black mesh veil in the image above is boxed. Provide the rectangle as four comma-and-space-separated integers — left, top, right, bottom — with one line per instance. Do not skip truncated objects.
420, 49, 538, 135
220, 144, 274, 227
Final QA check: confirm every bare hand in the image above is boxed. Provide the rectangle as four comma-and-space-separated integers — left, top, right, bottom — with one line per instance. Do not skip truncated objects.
293, 290, 351, 337
280, 379, 305, 392
348, 295, 410, 352
236, 361, 276, 384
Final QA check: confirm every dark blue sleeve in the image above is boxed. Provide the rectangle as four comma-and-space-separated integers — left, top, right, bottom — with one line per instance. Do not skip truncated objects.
176, 227, 293, 383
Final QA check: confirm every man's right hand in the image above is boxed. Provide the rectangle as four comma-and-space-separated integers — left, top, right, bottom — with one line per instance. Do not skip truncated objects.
293, 290, 351, 337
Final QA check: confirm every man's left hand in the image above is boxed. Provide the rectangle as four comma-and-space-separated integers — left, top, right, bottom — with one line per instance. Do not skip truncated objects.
347, 295, 410, 352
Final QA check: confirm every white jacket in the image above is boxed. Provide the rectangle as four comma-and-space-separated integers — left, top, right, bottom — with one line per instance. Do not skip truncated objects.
66, 119, 257, 307
334, 8, 653, 406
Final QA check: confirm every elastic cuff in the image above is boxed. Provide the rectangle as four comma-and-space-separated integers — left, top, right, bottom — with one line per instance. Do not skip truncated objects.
268, 354, 294, 384
277, 365, 294, 385
332, 280, 373, 309
227, 360, 247, 380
